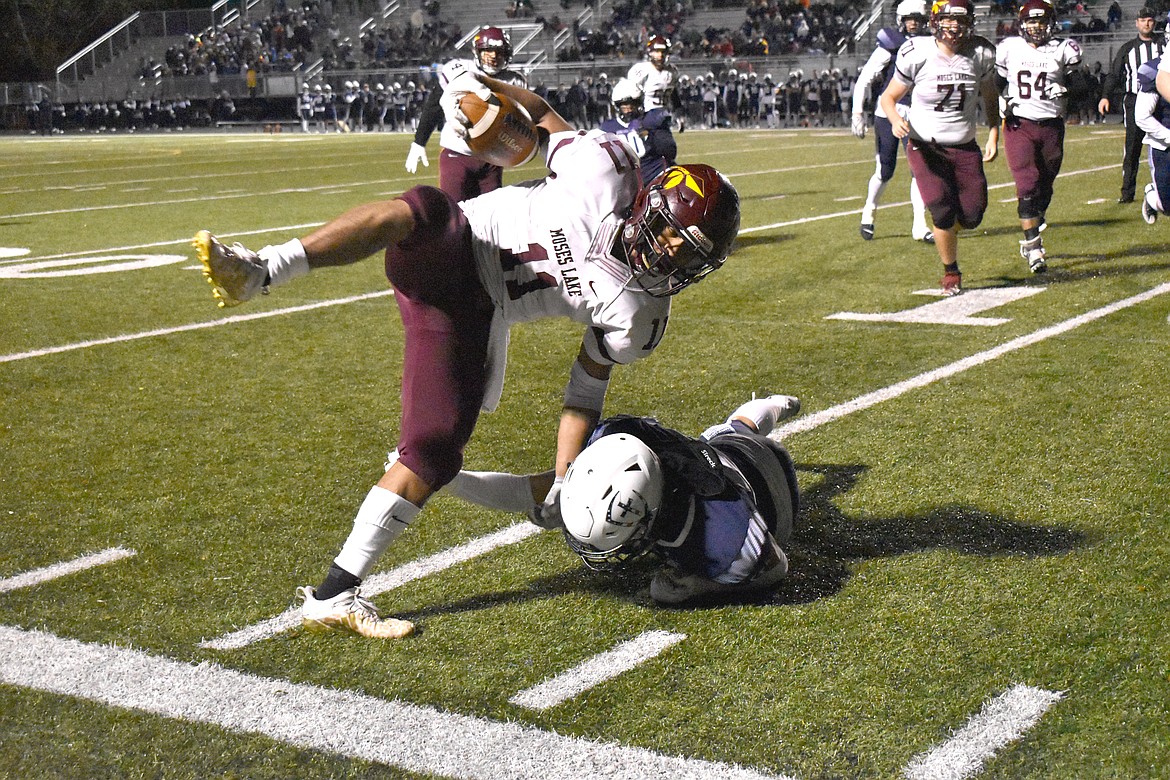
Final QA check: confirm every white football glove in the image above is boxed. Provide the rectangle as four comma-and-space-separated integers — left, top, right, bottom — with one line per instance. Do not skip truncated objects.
850, 112, 867, 139
528, 477, 564, 530
405, 143, 429, 173
439, 68, 493, 141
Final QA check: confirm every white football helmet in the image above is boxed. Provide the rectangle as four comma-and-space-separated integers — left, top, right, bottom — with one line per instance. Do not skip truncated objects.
561, 434, 664, 570
611, 78, 643, 120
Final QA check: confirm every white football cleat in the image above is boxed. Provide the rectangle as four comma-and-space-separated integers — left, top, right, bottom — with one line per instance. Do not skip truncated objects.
1019, 236, 1046, 274
194, 230, 269, 308
1142, 183, 1158, 225
298, 585, 414, 639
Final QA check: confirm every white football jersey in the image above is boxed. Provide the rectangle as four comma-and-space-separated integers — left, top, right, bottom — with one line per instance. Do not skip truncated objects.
460, 129, 671, 369
627, 61, 677, 111
996, 36, 1082, 120
437, 58, 527, 155
893, 35, 997, 145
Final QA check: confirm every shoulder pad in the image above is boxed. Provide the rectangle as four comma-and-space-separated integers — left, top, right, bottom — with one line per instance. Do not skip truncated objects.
877, 27, 906, 52
1138, 57, 1161, 92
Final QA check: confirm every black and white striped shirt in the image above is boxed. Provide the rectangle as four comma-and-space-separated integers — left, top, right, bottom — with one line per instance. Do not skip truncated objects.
1103, 36, 1165, 98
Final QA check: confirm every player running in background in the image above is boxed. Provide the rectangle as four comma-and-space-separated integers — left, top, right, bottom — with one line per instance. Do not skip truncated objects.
599, 77, 678, 184
880, 0, 1000, 296
194, 73, 741, 639
996, 0, 1082, 273
851, 0, 934, 244
627, 35, 680, 128
441, 394, 801, 606
405, 26, 527, 200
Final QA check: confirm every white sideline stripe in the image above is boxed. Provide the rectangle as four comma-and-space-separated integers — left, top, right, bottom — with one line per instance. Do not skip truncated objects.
773, 281, 1170, 440
509, 631, 687, 711
0, 290, 393, 364
0, 625, 790, 780
0, 547, 136, 593
200, 522, 543, 650
903, 685, 1063, 780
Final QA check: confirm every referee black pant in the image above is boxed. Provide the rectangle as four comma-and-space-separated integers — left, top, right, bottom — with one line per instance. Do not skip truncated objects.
1121, 92, 1147, 201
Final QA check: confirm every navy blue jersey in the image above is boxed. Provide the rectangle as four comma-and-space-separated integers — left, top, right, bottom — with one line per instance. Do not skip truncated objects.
589, 416, 798, 580
599, 108, 677, 183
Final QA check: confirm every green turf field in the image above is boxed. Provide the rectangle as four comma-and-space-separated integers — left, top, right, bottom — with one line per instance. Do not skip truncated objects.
0, 125, 1167, 779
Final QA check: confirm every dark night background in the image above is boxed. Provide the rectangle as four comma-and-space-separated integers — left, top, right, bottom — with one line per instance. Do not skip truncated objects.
1, 0, 216, 82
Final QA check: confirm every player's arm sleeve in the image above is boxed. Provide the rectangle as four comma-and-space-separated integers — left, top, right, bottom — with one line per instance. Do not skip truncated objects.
1135, 91, 1170, 144
555, 346, 612, 476
413, 87, 443, 146
851, 49, 887, 113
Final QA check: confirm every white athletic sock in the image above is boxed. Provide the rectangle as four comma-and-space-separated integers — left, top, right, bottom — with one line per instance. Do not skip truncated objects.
863, 168, 887, 223
910, 177, 929, 237
727, 395, 800, 436
333, 486, 421, 579
443, 470, 534, 513
258, 238, 310, 288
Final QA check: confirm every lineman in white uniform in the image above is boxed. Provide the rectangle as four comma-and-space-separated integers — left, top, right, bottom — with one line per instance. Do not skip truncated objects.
880, 0, 1000, 296
996, 0, 1082, 272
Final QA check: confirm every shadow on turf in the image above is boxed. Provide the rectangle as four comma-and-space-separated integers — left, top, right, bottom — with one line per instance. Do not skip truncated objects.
773, 463, 1086, 607
394, 462, 1085, 620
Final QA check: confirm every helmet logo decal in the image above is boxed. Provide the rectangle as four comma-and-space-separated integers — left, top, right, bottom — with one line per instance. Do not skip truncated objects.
662, 168, 705, 197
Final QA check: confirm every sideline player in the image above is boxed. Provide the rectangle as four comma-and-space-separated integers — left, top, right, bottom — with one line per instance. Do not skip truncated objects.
880, 0, 1000, 296
441, 395, 801, 606
193, 73, 741, 638
405, 26, 527, 200
852, 0, 934, 244
996, 0, 1082, 273
599, 77, 678, 183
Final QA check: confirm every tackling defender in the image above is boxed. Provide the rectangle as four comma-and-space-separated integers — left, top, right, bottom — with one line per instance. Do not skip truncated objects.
194, 73, 741, 639
1134, 51, 1170, 223
599, 77, 678, 184
442, 394, 801, 606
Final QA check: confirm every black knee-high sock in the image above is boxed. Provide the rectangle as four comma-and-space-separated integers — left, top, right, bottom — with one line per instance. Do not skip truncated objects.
315, 564, 361, 600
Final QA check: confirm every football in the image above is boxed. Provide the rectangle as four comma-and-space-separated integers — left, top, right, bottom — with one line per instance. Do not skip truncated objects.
458, 91, 540, 169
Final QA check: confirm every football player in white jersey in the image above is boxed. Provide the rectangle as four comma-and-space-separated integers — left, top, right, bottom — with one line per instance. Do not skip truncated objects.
193, 74, 740, 640
880, 0, 1000, 296
405, 26, 528, 201
627, 36, 679, 115
851, 0, 934, 244
996, 0, 1082, 273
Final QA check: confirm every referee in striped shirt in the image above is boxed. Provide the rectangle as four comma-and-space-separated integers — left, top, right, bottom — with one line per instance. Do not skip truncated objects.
1099, 7, 1165, 203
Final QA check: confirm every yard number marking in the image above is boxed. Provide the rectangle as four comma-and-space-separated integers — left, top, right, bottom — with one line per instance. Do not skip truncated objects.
827, 287, 1047, 327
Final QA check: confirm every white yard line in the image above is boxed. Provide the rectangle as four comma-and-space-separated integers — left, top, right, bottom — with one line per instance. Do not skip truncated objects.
772, 282, 1170, 440
903, 686, 1064, 780
0, 548, 136, 593
0, 291, 393, 364
509, 631, 687, 710
200, 522, 542, 650
0, 625, 791, 780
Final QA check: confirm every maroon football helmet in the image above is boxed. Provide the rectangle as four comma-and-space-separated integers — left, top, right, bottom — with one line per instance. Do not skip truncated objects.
473, 26, 513, 75
1018, 0, 1056, 45
646, 35, 671, 66
621, 164, 741, 297
930, 0, 975, 46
